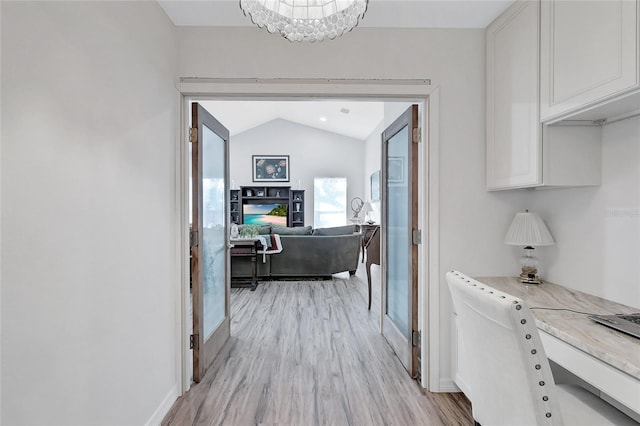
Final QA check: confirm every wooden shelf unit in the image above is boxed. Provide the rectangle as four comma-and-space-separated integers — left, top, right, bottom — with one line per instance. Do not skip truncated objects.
291, 190, 305, 227
231, 186, 305, 227
230, 189, 241, 224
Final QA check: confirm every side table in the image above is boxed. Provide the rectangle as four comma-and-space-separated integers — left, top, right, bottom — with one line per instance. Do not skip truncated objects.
359, 224, 379, 263
360, 224, 380, 310
230, 238, 262, 291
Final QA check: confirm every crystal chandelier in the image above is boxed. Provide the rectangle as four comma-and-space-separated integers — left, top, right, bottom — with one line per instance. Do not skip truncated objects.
239, 0, 368, 42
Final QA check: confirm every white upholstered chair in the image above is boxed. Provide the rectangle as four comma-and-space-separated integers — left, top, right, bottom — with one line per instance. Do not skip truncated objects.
446, 270, 637, 426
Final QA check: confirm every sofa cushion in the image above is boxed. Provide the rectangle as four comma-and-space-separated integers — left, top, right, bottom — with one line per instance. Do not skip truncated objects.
238, 224, 271, 235
271, 225, 313, 235
312, 225, 356, 236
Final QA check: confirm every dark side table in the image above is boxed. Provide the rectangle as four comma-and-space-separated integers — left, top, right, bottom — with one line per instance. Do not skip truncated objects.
359, 224, 380, 310
230, 238, 262, 291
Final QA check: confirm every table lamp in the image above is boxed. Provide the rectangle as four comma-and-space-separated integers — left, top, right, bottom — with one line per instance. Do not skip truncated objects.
361, 201, 374, 224
504, 210, 555, 284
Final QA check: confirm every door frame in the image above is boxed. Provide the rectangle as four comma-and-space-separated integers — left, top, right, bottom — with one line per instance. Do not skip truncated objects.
175, 80, 442, 392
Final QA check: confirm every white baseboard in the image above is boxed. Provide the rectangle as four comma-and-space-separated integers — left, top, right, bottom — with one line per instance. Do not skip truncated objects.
438, 378, 461, 393
145, 384, 179, 426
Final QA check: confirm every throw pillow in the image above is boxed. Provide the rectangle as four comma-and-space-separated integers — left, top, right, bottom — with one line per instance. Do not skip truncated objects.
271, 225, 313, 235
312, 225, 356, 236
238, 224, 271, 235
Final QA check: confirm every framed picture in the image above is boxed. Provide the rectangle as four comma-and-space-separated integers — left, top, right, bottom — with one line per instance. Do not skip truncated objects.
388, 157, 404, 183
370, 170, 381, 201
253, 155, 290, 182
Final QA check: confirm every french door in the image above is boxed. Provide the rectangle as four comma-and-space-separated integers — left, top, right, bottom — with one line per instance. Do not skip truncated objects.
191, 102, 230, 383
381, 105, 419, 377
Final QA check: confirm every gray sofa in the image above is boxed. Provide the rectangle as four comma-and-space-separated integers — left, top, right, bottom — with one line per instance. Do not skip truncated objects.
231, 225, 361, 279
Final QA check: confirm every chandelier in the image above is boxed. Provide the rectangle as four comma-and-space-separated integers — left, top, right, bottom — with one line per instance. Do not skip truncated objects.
239, 0, 368, 42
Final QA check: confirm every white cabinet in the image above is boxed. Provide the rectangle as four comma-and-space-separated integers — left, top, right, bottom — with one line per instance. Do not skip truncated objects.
540, 0, 639, 122
487, 1, 541, 189
487, 1, 603, 191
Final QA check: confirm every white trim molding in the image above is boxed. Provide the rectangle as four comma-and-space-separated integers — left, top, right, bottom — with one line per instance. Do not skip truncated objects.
425, 87, 441, 391
178, 94, 192, 394
439, 378, 462, 393
145, 384, 180, 426
176, 78, 432, 99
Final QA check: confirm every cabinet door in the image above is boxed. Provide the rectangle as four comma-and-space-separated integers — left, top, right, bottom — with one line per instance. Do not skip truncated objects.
540, 0, 639, 121
487, 1, 541, 190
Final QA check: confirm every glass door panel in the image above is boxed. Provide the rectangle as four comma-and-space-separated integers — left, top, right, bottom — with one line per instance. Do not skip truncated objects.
201, 126, 226, 339
381, 105, 419, 377
191, 102, 230, 383
387, 125, 410, 337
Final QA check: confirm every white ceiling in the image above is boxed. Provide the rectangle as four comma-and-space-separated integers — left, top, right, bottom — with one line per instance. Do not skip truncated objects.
159, 0, 514, 29
175, 1, 514, 138
200, 100, 385, 139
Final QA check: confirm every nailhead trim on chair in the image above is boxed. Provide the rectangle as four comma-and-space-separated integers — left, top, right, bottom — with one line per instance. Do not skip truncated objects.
450, 271, 556, 424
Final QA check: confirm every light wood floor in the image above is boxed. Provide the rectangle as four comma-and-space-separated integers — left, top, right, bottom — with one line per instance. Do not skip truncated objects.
163, 265, 472, 425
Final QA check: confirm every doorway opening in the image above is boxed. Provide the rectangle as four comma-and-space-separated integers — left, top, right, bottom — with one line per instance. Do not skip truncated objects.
177, 80, 441, 395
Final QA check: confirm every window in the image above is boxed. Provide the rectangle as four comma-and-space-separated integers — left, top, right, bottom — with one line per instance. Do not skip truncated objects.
314, 177, 347, 228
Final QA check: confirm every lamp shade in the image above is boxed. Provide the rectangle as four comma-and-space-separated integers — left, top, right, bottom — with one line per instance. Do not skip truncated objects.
361, 201, 374, 214
504, 212, 555, 246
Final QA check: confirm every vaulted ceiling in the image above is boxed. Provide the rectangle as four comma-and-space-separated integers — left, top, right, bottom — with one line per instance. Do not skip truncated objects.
199, 100, 385, 140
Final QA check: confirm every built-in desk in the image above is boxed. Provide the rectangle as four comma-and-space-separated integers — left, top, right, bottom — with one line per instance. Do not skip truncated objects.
467, 277, 640, 418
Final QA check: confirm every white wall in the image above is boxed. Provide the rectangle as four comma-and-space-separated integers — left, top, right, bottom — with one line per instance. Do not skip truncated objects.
1, 2, 179, 424
363, 120, 384, 224
530, 116, 640, 309
231, 119, 365, 227
177, 26, 530, 388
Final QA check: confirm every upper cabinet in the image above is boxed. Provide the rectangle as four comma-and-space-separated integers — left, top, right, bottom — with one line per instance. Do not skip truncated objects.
487, 1, 541, 189
540, 0, 640, 122
487, 1, 603, 191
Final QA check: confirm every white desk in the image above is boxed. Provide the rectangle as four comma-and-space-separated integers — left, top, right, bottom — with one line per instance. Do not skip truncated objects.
469, 277, 640, 419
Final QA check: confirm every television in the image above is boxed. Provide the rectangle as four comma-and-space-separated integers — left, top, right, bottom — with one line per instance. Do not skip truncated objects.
243, 203, 288, 226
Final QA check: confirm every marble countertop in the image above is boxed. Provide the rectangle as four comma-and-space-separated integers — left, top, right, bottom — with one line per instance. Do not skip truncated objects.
475, 277, 640, 381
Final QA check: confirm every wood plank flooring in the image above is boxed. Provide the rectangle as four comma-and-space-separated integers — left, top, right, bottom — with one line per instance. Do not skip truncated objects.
163, 266, 472, 425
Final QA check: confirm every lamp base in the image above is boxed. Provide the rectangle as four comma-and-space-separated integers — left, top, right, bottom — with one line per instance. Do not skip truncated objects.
517, 275, 541, 285
517, 249, 543, 284
518, 266, 541, 284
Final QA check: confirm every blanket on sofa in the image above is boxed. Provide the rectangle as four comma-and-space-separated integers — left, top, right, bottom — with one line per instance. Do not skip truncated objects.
257, 234, 283, 263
